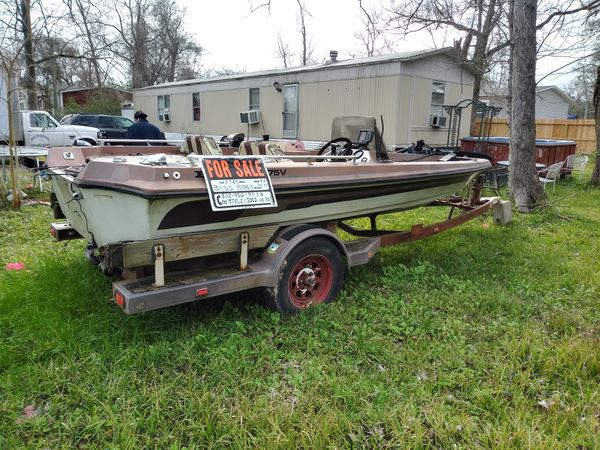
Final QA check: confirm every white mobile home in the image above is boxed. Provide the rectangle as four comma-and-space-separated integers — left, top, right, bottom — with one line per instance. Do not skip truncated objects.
132, 47, 476, 146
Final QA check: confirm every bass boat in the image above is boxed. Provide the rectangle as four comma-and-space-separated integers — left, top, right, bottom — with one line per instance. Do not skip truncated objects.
47, 117, 491, 272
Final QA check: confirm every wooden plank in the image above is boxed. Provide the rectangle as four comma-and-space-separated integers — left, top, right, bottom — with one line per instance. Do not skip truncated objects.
122, 225, 279, 268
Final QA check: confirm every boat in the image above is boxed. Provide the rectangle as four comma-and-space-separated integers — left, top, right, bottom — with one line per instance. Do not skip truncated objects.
47, 117, 491, 272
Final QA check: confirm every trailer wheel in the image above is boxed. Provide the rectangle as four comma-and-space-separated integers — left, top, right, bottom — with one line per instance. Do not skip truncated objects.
265, 237, 344, 314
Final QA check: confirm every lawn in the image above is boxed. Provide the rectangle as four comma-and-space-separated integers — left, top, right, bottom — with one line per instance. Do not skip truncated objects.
1, 174, 599, 448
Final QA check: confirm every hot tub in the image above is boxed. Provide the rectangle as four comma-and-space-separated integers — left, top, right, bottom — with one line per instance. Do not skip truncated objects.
461, 136, 576, 166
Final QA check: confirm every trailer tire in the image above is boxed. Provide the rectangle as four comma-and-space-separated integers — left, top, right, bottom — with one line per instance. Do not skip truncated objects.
265, 237, 344, 314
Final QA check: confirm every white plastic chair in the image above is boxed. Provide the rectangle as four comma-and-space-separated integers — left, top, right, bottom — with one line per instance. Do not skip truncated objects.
572, 155, 589, 181
564, 154, 576, 172
539, 161, 564, 191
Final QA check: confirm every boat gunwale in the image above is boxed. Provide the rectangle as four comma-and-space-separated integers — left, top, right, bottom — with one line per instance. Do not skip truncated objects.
68, 165, 488, 200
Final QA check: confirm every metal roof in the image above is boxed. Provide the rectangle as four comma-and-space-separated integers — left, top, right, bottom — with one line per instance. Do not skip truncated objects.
134, 47, 472, 92
481, 85, 576, 106
59, 86, 131, 95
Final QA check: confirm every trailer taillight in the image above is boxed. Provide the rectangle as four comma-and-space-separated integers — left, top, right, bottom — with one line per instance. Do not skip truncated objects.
114, 291, 125, 308
195, 288, 208, 297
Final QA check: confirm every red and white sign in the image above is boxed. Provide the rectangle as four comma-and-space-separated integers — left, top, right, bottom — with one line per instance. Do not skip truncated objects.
201, 157, 278, 211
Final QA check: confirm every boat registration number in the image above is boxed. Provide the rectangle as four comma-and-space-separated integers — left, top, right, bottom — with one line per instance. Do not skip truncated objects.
201, 157, 278, 211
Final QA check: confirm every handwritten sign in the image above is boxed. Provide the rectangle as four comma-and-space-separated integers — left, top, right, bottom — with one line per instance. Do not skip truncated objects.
201, 157, 278, 211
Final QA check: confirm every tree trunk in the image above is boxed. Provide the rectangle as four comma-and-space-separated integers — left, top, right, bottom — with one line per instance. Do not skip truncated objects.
590, 64, 600, 185
76, 0, 103, 86
21, 0, 37, 109
4, 69, 21, 208
508, 0, 546, 211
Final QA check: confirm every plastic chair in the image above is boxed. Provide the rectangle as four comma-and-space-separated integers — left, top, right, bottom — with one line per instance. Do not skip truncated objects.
539, 161, 564, 191
572, 155, 589, 181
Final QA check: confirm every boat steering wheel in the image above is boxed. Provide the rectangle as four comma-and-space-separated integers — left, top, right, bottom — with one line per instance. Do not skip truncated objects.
317, 137, 353, 156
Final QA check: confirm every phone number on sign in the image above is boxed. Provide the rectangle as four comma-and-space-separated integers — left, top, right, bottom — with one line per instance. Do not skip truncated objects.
210, 178, 269, 192
214, 191, 274, 207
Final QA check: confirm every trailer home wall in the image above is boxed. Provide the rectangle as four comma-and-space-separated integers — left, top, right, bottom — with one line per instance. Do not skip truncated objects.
132, 48, 476, 147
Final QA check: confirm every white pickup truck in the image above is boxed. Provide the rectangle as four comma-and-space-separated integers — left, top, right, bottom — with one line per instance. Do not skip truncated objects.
0, 110, 100, 147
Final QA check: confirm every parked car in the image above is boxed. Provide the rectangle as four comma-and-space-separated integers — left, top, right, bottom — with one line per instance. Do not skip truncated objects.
0, 110, 100, 146
60, 114, 134, 139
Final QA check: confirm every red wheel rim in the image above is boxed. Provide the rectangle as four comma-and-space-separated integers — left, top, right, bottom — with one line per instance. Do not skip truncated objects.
288, 254, 334, 309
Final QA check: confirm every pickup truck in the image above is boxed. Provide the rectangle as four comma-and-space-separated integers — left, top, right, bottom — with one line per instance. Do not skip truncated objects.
0, 110, 100, 147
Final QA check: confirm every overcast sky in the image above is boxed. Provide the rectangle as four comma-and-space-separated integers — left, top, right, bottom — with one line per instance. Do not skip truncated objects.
180, 0, 585, 89
183, 0, 433, 72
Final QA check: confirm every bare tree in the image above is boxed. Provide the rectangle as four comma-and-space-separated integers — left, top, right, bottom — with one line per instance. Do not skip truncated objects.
354, 0, 394, 57
296, 0, 313, 65
251, 0, 314, 67
64, 0, 108, 87
104, 0, 203, 88
566, 60, 596, 119
390, 0, 600, 132
104, 0, 150, 88
146, 0, 203, 83
509, 0, 546, 210
276, 32, 294, 68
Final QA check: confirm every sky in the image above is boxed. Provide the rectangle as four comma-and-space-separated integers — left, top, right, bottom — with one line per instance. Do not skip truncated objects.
181, 0, 588, 89
183, 0, 426, 72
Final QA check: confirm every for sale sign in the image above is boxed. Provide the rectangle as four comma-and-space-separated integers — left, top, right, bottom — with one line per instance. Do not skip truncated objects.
201, 157, 278, 211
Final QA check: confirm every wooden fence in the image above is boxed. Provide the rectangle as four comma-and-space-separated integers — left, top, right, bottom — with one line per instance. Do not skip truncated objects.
472, 119, 596, 153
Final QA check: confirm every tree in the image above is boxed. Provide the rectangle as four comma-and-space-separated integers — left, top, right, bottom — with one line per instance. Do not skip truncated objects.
509, 0, 546, 210
353, 0, 394, 57
591, 62, 600, 185
566, 60, 596, 119
250, 0, 315, 67
390, 0, 600, 132
64, 0, 109, 87
20, 0, 37, 109
296, 0, 314, 66
276, 32, 294, 68
105, 0, 203, 88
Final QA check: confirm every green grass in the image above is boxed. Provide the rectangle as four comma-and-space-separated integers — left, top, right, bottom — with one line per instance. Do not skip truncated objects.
1, 175, 600, 448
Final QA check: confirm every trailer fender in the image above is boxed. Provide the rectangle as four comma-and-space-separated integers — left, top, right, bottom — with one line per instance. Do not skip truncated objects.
257, 224, 348, 288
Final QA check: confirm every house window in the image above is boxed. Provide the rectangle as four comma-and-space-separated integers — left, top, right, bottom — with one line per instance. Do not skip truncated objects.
431, 81, 445, 117
157, 95, 170, 121
249, 88, 260, 110
192, 93, 201, 121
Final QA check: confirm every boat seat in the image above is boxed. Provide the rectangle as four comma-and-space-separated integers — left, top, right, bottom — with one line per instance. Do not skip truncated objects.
180, 135, 222, 155
238, 141, 294, 160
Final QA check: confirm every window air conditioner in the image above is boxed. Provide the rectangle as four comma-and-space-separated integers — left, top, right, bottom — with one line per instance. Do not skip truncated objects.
163, 108, 171, 122
429, 115, 446, 128
240, 110, 261, 124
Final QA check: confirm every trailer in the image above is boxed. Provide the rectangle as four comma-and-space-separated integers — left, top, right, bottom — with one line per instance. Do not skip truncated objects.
51, 184, 511, 315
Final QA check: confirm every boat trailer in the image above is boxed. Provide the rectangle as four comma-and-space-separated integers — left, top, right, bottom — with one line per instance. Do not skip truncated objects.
51, 195, 511, 315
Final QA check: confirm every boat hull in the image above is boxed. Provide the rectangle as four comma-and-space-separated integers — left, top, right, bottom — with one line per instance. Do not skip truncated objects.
50, 167, 478, 248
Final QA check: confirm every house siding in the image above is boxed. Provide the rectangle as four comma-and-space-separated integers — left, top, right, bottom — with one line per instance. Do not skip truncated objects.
535, 90, 569, 119
133, 52, 474, 146
480, 87, 571, 120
